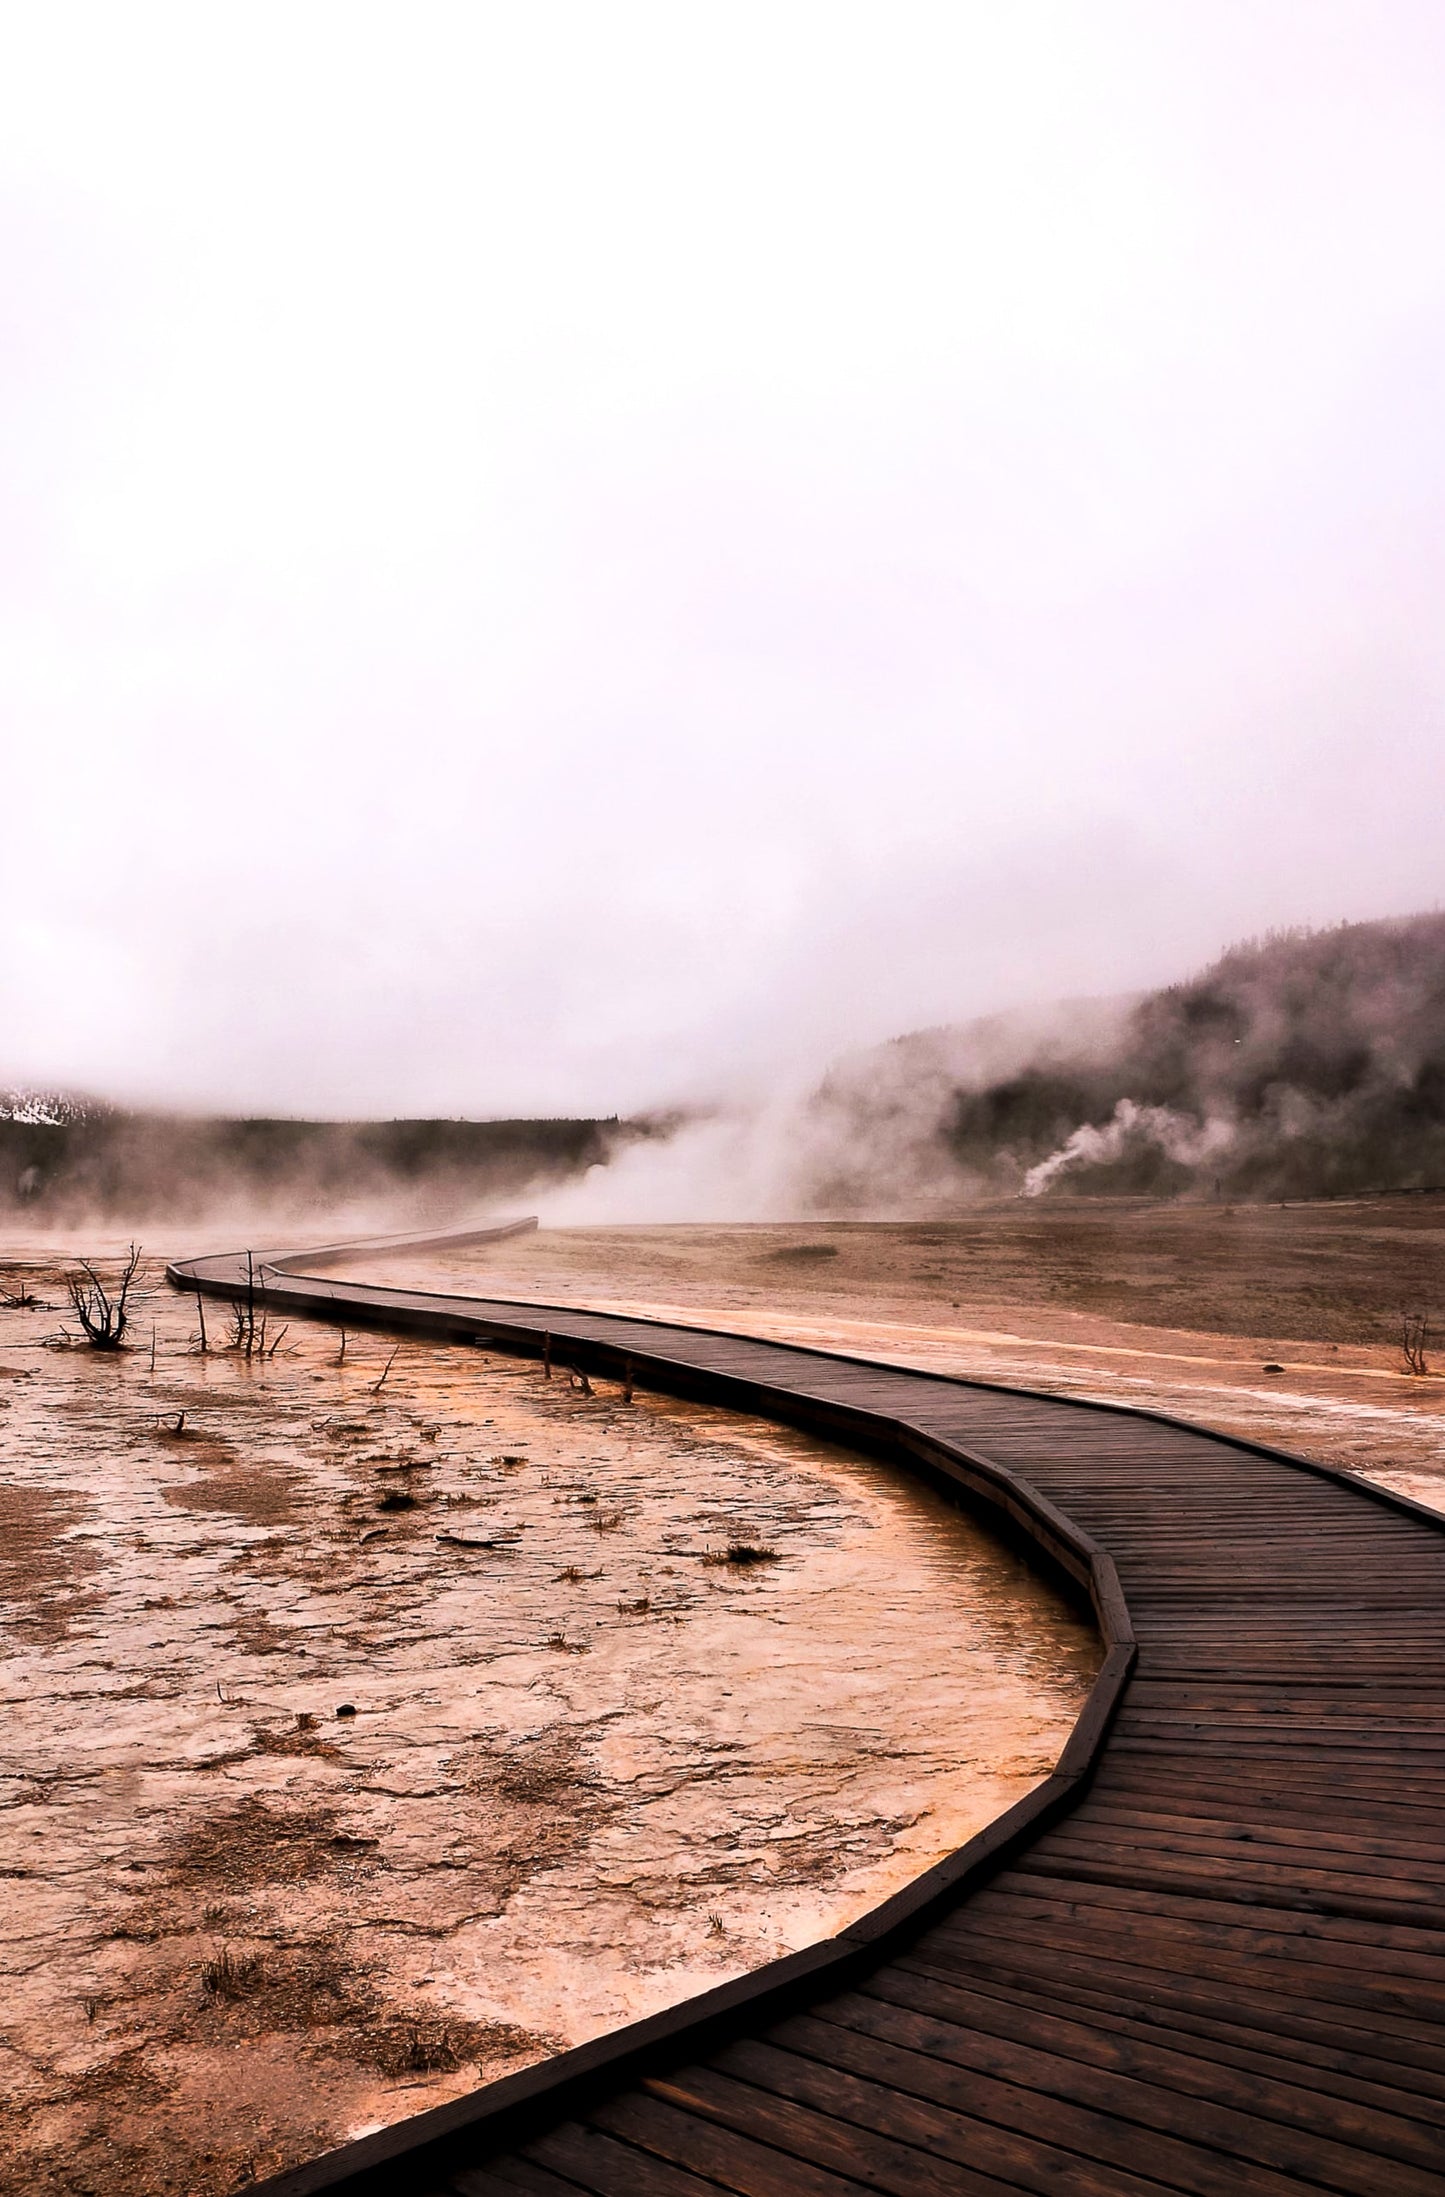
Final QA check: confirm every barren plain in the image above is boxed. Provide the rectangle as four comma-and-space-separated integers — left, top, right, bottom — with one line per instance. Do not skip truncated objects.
0, 1237, 1096, 2195
406, 1197, 1445, 1511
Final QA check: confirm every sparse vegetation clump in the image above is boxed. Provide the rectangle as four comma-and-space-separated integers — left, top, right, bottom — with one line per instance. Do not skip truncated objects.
200, 1946, 265, 1999
65, 1244, 141, 1348
373, 2021, 466, 2074
225, 1253, 289, 1360
366, 2015, 542, 2079
1399, 1311, 1432, 1376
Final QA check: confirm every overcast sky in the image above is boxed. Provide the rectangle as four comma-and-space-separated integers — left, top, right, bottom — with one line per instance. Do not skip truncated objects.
3, 2, 1444, 1118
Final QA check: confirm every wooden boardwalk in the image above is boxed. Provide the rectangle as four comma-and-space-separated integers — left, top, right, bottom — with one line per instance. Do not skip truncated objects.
169, 1249, 1445, 2197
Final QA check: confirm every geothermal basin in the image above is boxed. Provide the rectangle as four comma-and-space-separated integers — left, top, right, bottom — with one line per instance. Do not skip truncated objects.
0, 1241, 1097, 2195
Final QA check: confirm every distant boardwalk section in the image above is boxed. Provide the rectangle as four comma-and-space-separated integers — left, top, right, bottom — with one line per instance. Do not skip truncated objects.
170, 1239, 1445, 2197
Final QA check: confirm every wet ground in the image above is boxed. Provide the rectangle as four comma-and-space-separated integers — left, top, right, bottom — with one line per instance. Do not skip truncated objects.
414, 1200, 1445, 1515
0, 1243, 1097, 2196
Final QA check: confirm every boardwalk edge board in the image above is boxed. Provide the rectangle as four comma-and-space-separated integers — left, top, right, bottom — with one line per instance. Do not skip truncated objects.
162, 1242, 1445, 2197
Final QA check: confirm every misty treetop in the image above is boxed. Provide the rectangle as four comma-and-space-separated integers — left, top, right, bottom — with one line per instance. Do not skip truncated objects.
805, 913, 1445, 1206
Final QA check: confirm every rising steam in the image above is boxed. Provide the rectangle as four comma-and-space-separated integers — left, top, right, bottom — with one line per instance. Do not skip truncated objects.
1021, 1099, 1236, 1197
6, 915, 1444, 1228
551, 912, 1445, 1219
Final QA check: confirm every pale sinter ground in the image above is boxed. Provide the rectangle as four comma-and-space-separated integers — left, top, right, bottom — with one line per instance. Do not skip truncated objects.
0, 1241, 1097, 2197
404, 1199, 1445, 1513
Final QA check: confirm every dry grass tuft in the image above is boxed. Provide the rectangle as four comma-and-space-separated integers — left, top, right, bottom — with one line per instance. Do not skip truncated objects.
200, 1946, 265, 1999
169, 1797, 357, 1889
372, 2021, 465, 2074
365, 2014, 547, 2078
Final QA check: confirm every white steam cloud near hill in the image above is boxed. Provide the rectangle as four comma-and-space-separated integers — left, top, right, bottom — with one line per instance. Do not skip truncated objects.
1020, 1100, 1236, 1198
542, 913, 1445, 1217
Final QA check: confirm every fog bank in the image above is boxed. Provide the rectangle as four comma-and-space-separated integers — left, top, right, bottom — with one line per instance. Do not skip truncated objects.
5, 7, 1445, 1119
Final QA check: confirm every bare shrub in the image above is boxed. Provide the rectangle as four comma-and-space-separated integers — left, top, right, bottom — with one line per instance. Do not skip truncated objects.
225, 1254, 287, 1360
66, 1245, 141, 1349
1400, 1311, 1431, 1376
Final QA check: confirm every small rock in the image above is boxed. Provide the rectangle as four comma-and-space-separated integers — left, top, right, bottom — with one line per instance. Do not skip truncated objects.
335, 1703, 357, 1719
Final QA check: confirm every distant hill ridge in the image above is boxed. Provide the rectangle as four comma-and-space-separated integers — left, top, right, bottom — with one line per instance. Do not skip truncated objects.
0, 1109, 647, 1223
805, 912, 1445, 1204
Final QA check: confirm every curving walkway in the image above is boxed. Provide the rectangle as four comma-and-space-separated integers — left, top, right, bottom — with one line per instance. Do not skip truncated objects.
168, 1244, 1445, 2197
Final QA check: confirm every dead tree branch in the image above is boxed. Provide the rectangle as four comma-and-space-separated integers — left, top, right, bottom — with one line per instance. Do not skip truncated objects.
1400, 1310, 1431, 1376
65, 1244, 141, 1350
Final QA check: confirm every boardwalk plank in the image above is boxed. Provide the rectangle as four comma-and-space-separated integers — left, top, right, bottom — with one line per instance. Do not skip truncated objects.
647, 2058, 1169, 2197
451, 2166, 583, 2196
722, 2026, 1369, 2197
898, 1944, 1445, 2074
588, 2091, 882, 2196
520, 2118, 737, 2195
824, 1979, 1445, 2177
872, 1962, 1445, 2129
